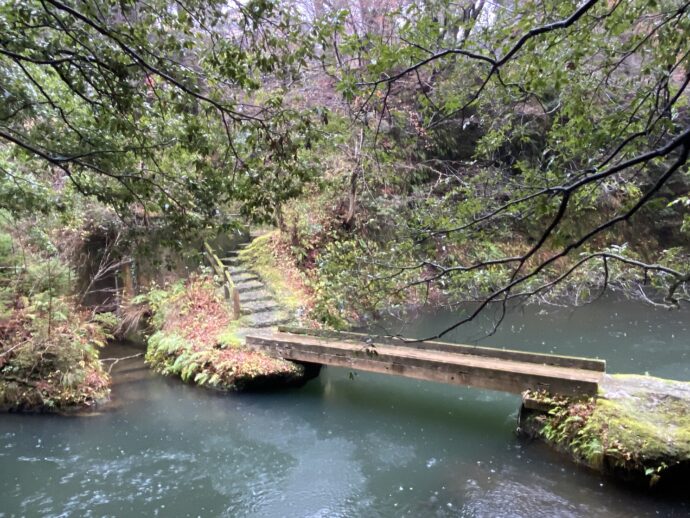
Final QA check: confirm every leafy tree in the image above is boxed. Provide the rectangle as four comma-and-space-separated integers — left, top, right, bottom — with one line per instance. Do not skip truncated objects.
0, 0, 320, 231
319, 0, 690, 335
3, 0, 690, 336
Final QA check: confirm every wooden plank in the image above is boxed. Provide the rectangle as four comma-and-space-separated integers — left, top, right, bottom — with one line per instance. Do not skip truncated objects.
278, 326, 606, 372
254, 333, 603, 383
246, 333, 602, 396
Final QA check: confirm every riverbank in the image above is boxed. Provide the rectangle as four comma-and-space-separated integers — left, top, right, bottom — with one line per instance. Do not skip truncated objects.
134, 275, 309, 391
0, 225, 113, 413
0, 310, 111, 413
520, 374, 690, 490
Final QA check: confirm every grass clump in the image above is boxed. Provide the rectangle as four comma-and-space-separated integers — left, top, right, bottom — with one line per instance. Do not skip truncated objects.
142, 275, 305, 390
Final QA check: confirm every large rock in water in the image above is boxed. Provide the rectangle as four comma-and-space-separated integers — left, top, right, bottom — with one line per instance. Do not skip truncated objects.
520, 374, 690, 491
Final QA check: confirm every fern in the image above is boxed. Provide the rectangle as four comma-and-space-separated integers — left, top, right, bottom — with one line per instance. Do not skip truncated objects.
194, 372, 210, 385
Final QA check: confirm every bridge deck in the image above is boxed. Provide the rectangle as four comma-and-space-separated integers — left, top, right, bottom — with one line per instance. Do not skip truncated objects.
245, 330, 605, 396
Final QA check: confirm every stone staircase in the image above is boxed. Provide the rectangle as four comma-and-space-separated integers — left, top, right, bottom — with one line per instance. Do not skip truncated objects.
218, 243, 293, 337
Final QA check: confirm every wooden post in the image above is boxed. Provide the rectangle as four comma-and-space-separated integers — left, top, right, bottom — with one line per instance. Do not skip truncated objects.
232, 288, 241, 320
203, 241, 241, 320
121, 262, 135, 299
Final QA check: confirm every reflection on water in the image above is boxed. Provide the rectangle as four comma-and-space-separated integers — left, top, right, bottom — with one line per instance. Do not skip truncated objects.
368, 296, 690, 380
0, 299, 689, 517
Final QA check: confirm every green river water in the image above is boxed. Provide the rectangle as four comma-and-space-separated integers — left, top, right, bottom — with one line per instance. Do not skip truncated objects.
1, 298, 689, 517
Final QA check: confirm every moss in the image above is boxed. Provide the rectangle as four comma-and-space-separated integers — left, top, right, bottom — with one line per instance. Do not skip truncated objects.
237, 232, 305, 312
524, 375, 690, 487
590, 375, 690, 476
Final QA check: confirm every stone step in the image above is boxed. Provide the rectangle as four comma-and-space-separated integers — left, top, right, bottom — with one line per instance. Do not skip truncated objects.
235, 279, 265, 293
240, 289, 274, 303
231, 272, 260, 283
221, 257, 241, 266
226, 265, 249, 275
249, 229, 270, 239
240, 300, 282, 315
220, 243, 250, 258
244, 311, 292, 328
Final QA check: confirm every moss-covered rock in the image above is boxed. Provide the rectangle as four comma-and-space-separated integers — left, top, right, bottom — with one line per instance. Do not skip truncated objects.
521, 374, 690, 489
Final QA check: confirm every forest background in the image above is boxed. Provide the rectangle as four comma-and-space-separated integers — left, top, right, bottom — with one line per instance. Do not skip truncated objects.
0, 0, 689, 398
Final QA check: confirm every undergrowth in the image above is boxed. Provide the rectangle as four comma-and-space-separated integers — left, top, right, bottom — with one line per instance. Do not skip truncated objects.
140, 275, 305, 390
0, 226, 110, 412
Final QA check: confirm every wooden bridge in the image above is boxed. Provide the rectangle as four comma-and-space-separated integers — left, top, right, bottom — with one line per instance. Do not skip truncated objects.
246, 327, 606, 396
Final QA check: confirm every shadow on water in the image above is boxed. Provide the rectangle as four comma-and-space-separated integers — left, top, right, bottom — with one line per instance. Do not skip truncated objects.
305, 366, 519, 434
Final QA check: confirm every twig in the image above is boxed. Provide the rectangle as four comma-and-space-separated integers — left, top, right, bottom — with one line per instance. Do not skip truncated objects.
100, 353, 144, 373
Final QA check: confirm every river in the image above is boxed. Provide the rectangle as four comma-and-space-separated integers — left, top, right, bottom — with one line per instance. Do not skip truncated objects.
1, 298, 688, 517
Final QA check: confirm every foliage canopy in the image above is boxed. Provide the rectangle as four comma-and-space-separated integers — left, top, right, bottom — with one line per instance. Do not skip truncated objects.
1, 0, 690, 334
0, 0, 321, 229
